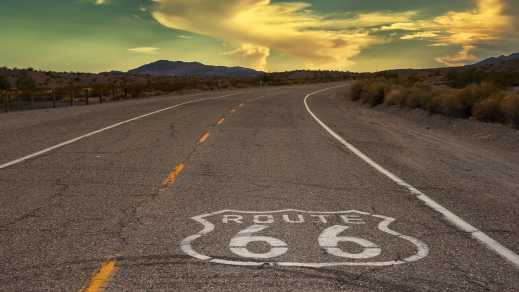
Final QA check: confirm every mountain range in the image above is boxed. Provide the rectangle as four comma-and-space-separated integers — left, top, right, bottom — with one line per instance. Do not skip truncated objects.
472, 53, 519, 66
128, 60, 263, 78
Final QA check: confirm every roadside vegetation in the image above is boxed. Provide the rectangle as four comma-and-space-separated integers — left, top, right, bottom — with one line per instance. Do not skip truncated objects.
349, 73, 519, 128
0, 67, 352, 112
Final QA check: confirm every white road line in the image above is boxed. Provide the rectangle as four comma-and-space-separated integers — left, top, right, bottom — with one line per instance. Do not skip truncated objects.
304, 85, 519, 268
0, 92, 241, 169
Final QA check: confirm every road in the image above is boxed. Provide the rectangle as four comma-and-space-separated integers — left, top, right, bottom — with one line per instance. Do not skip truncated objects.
1, 83, 519, 291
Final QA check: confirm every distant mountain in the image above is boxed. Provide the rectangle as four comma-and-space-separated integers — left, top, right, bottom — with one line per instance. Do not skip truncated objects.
472, 52, 519, 66
129, 60, 263, 78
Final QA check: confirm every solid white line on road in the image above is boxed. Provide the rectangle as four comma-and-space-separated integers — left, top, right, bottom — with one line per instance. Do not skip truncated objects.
0, 92, 242, 169
304, 85, 519, 269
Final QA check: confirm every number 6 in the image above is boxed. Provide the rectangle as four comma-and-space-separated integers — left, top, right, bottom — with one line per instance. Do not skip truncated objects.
318, 225, 382, 259
229, 225, 288, 259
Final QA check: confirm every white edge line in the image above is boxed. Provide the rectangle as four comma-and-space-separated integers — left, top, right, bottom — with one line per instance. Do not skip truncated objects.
304, 84, 519, 269
0, 92, 241, 169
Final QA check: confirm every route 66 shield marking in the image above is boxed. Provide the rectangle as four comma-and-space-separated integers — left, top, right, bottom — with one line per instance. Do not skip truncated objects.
180, 209, 429, 267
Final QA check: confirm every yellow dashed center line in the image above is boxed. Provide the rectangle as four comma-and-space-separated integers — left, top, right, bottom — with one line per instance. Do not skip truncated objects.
82, 106, 239, 291
198, 131, 210, 144
161, 163, 185, 189
81, 259, 117, 292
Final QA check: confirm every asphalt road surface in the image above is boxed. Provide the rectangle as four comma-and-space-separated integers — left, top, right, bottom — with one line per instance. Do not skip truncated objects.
1, 84, 519, 291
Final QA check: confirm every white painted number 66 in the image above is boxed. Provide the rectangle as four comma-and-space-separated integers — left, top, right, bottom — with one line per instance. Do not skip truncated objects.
229, 224, 382, 259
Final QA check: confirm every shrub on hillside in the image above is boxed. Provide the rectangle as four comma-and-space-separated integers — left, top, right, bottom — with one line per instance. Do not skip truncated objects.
407, 86, 434, 109
472, 94, 505, 123
500, 95, 519, 126
361, 81, 387, 107
384, 87, 407, 106
442, 91, 484, 118
350, 82, 364, 101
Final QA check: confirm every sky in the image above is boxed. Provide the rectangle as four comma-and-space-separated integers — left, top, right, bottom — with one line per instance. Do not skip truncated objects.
1, 0, 518, 73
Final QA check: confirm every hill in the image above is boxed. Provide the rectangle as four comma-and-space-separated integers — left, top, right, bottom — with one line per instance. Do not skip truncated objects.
128, 60, 263, 78
472, 52, 519, 67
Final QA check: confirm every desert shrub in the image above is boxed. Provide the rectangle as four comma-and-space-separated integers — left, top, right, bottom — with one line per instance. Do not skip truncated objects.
472, 94, 505, 122
447, 69, 486, 88
500, 95, 519, 126
476, 82, 501, 99
361, 81, 387, 107
0, 76, 10, 93
407, 86, 433, 109
422, 93, 446, 113
439, 93, 468, 118
385, 87, 407, 106
350, 82, 364, 101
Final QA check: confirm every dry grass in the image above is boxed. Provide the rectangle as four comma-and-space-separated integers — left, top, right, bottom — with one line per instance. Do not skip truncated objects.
349, 78, 518, 127
500, 95, 519, 126
472, 95, 504, 123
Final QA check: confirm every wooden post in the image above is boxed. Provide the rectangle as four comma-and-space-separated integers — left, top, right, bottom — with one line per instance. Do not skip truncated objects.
3, 92, 7, 112
52, 90, 56, 108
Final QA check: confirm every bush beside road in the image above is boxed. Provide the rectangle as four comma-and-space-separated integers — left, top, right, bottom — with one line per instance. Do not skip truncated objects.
349, 78, 519, 128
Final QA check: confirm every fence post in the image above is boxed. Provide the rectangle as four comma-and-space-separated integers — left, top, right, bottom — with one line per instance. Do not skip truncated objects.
3, 92, 7, 113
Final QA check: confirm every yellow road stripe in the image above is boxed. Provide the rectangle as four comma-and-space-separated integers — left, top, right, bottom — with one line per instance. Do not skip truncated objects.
161, 163, 185, 189
198, 132, 210, 144
82, 259, 117, 292
217, 117, 225, 125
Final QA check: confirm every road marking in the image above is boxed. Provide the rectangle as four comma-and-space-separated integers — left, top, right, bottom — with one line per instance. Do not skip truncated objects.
217, 117, 225, 125
0, 92, 242, 169
81, 259, 117, 292
161, 163, 185, 189
304, 85, 519, 268
198, 132, 210, 144
181, 209, 429, 267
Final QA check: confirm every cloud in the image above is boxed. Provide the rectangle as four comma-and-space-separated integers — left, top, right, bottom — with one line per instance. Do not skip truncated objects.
435, 45, 479, 66
388, 0, 513, 65
128, 47, 160, 54
223, 44, 270, 71
150, 0, 515, 69
400, 31, 440, 40
150, 0, 390, 70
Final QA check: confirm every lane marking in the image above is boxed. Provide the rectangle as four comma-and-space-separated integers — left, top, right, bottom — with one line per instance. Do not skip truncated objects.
0, 92, 242, 169
217, 117, 225, 125
198, 132, 210, 144
81, 259, 117, 292
161, 163, 185, 189
304, 85, 519, 268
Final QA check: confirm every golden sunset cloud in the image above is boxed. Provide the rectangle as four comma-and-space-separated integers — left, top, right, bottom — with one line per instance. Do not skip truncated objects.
150, 0, 514, 69
392, 0, 512, 65
150, 0, 394, 70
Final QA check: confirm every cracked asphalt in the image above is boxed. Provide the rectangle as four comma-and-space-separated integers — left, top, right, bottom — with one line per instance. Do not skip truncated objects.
1, 84, 518, 291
